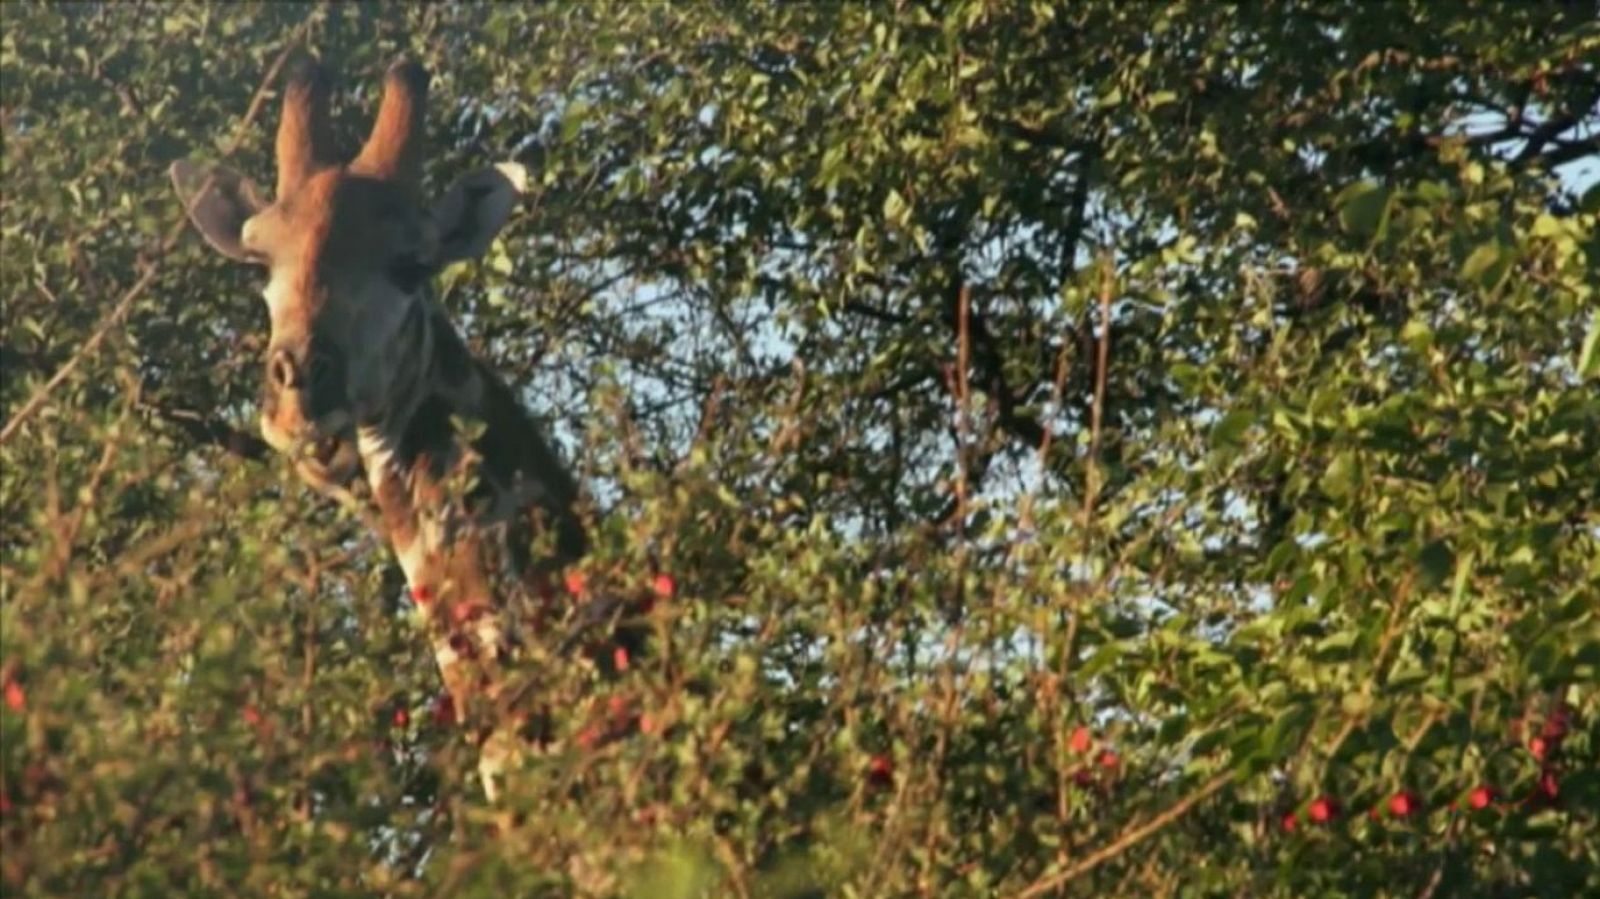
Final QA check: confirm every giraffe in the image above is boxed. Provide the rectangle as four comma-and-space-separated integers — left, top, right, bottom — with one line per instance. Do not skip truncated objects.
168, 52, 591, 799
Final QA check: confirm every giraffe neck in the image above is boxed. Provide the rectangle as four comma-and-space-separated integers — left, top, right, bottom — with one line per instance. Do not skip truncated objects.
353, 290, 585, 588
339, 287, 589, 801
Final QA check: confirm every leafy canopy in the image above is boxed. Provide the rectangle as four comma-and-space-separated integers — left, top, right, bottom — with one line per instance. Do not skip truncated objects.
1, 2, 1596, 897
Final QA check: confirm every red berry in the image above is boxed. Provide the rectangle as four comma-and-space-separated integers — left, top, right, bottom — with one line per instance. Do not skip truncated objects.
564, 570, 588, 597
866, 754, 894, 788
638, 712, 657, 735
393, 708, 409, 728
613, 646, 630, 672
1538, 770, 1559, 801
242, 704, 262, 727
3, 680, 23, 713
1281, 811, 1298, 832
1388, 790, 1419, 818
1467, 785, 1494, 809
1069, 725, 1092, 754
575, 724, 603, 750
1529, 736, 1551, 762
1308, 796, 1338, 823
651, 572, 676, 600
411, 585, 434, 606
1097, 749, 1119, 769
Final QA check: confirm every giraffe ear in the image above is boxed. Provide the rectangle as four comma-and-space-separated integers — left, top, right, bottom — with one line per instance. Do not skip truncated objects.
427, 163, 526, 265
169, 160, 270, 263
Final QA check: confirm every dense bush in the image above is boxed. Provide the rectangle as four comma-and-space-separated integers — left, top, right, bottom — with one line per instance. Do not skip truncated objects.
2, 2, 1596, 896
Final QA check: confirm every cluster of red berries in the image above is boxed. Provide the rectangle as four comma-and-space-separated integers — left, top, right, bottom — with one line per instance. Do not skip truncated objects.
856, 714, 1579, 830
1279, 703, 1576, 834
391, 567, 678, 737
557, 568, 676, 608
1066, 725, 1121, 787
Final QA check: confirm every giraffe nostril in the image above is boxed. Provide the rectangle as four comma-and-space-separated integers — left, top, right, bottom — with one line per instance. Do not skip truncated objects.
267, 349, 299, 390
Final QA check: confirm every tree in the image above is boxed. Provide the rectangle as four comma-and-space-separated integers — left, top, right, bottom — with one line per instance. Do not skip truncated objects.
2, 2, 1595, 896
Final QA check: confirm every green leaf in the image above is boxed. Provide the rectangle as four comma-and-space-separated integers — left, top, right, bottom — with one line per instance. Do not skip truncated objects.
1211, 409, 1253, 448
882, 188, 909, 227
561, 99, 592, 141
1321, 452, 1357, 499
1170, 362, 1203, 396
1577, 309, 1600, 379
1460, 240, 1512, 290
1336, 181, 1390, 238
1450, 549, 1474, 611
1400, 319, 1433, 353
1315, 631, 1359, 661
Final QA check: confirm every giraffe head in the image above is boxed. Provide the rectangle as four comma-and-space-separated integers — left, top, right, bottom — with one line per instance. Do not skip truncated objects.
170, 54, 526, 468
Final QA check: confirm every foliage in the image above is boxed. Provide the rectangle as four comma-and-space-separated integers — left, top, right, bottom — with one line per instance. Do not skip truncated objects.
2, 2, 1597, 896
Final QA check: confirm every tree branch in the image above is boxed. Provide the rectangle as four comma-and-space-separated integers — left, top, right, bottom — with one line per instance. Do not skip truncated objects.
145, 402, 271, 462
1514, 82, 1600, 164
1016, 771, 1235, 898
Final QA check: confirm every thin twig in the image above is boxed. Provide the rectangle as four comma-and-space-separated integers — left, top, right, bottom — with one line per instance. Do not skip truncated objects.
1086, 259, 1114, 493
953, 283, 973, 525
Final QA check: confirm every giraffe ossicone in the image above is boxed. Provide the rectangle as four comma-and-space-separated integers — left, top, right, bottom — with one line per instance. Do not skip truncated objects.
170, 50, 590, 801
